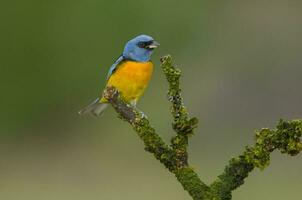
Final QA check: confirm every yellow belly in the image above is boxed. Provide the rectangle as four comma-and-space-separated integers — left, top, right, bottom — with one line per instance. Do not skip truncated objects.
102, 61, 153, 103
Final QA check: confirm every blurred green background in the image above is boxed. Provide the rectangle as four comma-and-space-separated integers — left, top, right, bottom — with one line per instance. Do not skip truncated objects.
1, 0, 302, 199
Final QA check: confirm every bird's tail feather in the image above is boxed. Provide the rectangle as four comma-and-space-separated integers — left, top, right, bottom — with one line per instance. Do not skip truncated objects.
78, 98, 108, 116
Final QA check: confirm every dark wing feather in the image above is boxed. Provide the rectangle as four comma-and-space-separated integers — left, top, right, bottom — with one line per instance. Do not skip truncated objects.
106, 55, 125, 80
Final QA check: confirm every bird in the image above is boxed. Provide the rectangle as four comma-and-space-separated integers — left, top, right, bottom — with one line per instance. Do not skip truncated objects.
78, 34, 160, 116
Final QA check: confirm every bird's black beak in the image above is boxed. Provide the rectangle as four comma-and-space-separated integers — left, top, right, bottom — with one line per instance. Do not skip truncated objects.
147, 41, 160, 49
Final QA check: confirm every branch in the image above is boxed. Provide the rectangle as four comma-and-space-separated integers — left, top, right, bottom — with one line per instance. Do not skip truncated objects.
160, 55, 198, 167
103, 86, 174, 170
103, 86, 210, 200
210, 119, 302, 200
102, 55, 302, 200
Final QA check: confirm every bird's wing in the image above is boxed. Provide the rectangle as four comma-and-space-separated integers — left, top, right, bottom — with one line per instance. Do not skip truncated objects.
106, 55, 125, 80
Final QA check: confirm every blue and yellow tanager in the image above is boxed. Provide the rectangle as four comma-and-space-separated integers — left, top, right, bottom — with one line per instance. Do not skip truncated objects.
79, 35, 160, 116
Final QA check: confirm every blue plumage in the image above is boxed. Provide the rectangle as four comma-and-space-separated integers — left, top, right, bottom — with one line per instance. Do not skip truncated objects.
106, 55, 124, 80
106, 35, 159, 79
123, 35, 157, 62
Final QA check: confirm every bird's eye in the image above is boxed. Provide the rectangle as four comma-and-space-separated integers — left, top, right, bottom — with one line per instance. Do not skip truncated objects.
137, 41, 154, 49
137, 42, 146, 48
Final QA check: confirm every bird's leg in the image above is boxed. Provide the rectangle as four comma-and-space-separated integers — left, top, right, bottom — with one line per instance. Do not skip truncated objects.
130, 100, 137, 107
130, 100, 148, 119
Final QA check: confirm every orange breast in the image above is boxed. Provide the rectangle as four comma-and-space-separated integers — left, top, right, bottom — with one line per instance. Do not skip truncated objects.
105, 61, 153, 102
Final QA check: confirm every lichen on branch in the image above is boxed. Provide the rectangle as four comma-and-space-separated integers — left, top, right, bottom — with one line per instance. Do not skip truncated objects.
160, 55, 198, 167
103, 86, 173, 169
210, 119, 302, 200
103, 55, 302, 200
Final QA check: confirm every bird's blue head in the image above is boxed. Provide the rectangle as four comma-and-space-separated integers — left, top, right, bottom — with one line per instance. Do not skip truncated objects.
122, 35, 160, 62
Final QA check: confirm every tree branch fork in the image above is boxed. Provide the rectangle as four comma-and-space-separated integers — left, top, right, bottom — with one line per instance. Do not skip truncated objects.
103, 55, 302, 200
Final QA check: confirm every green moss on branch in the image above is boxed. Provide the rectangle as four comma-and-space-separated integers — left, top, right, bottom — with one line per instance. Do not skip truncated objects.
210, 119, 302, 200
103, 86, 174, 170
160, 55, 198, 166
103, 85, 209, 198
175, 167, 211, 200
103, 55, 302, 200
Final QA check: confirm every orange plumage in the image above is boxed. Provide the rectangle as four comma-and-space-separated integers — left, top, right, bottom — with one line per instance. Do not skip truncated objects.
100, 61, 153, 104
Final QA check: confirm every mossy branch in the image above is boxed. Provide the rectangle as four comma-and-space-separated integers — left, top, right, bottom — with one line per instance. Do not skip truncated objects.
160, 55, 198, 168
210, 119, 302, 200
103, 55, 302, 200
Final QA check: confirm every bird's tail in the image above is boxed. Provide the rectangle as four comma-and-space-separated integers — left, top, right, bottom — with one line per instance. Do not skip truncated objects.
78, 98, 108, 116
